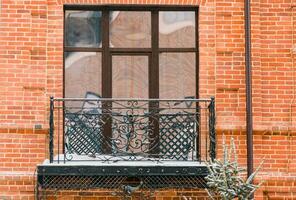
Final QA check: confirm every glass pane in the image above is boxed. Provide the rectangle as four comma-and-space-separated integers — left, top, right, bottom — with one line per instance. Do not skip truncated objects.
65, 52, 101, 99
159, 53, 195, 99
112, 56, 148, 98
110, 11, 151, 48
159, 11, 195, 48
65, 11, 101, 47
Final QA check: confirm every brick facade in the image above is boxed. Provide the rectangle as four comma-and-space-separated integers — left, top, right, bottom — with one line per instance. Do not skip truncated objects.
0, 0, 296, 199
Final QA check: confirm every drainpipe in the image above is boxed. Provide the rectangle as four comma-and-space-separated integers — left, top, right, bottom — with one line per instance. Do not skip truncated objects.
244, 0, 253, 180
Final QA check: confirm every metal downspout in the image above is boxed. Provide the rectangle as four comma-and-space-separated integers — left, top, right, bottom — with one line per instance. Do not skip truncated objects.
244, 0, 254, 180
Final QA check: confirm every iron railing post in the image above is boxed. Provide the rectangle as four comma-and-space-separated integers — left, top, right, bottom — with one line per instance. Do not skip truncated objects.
49, 96, 54, 163
196, 102, 201, 161
209, 96, 216, 160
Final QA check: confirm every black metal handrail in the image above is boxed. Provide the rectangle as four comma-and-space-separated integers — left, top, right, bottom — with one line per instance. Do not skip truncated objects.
49, 97, 216, 163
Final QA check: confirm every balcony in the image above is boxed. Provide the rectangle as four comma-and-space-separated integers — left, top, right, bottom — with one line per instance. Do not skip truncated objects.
37, 97, 216, 193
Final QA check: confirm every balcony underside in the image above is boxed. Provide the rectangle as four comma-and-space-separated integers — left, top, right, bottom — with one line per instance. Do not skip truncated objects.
37, 155, 208, 190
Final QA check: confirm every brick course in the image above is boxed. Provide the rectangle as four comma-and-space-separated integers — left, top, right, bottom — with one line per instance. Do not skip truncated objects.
0, 0, 296, 199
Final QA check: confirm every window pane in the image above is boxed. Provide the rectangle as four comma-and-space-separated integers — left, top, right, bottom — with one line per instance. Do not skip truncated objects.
65, 52, 101, 99
159, 53, 195, 99
159, 11, 195, 48
110, 11, 151, 48
65, 11, 101, 47
112, 56, 148, 98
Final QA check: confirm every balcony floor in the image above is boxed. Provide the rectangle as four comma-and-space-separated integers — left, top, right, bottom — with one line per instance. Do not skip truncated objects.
41, 154, 206, 166
38, 154, 208, 175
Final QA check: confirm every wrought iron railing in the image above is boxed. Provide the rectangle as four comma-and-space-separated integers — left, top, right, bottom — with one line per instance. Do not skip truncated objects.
48, 97, 216, 163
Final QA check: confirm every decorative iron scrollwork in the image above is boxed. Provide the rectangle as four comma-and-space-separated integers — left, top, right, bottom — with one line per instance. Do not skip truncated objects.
49, 98, 216, 163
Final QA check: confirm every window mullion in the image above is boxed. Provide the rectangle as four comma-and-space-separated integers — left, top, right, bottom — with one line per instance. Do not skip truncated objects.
151, 11, 159, 99
149, 10, 160, 156
101, 10, 112, 154
102, 10, 111, 98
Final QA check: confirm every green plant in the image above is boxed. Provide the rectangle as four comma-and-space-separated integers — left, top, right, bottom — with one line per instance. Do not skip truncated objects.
205, 137, 263, 200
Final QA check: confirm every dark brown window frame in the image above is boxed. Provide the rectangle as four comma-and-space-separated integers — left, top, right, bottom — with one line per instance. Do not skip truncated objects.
63, 5, 200, 156
63, 4, 199, 99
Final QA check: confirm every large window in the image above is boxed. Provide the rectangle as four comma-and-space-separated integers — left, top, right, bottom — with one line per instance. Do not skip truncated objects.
64, 5, 199, 102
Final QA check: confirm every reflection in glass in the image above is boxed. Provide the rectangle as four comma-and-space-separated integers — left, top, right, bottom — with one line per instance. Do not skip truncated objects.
65, 11, 101, 47
159, 11, 195, 48
65, 52, 101, 100
112, 56, 148, 98
159, 53, 195, 99
110, 11, 151, 48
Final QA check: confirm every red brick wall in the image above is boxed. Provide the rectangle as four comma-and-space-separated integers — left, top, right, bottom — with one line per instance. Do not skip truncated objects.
0, 0, 296, 199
